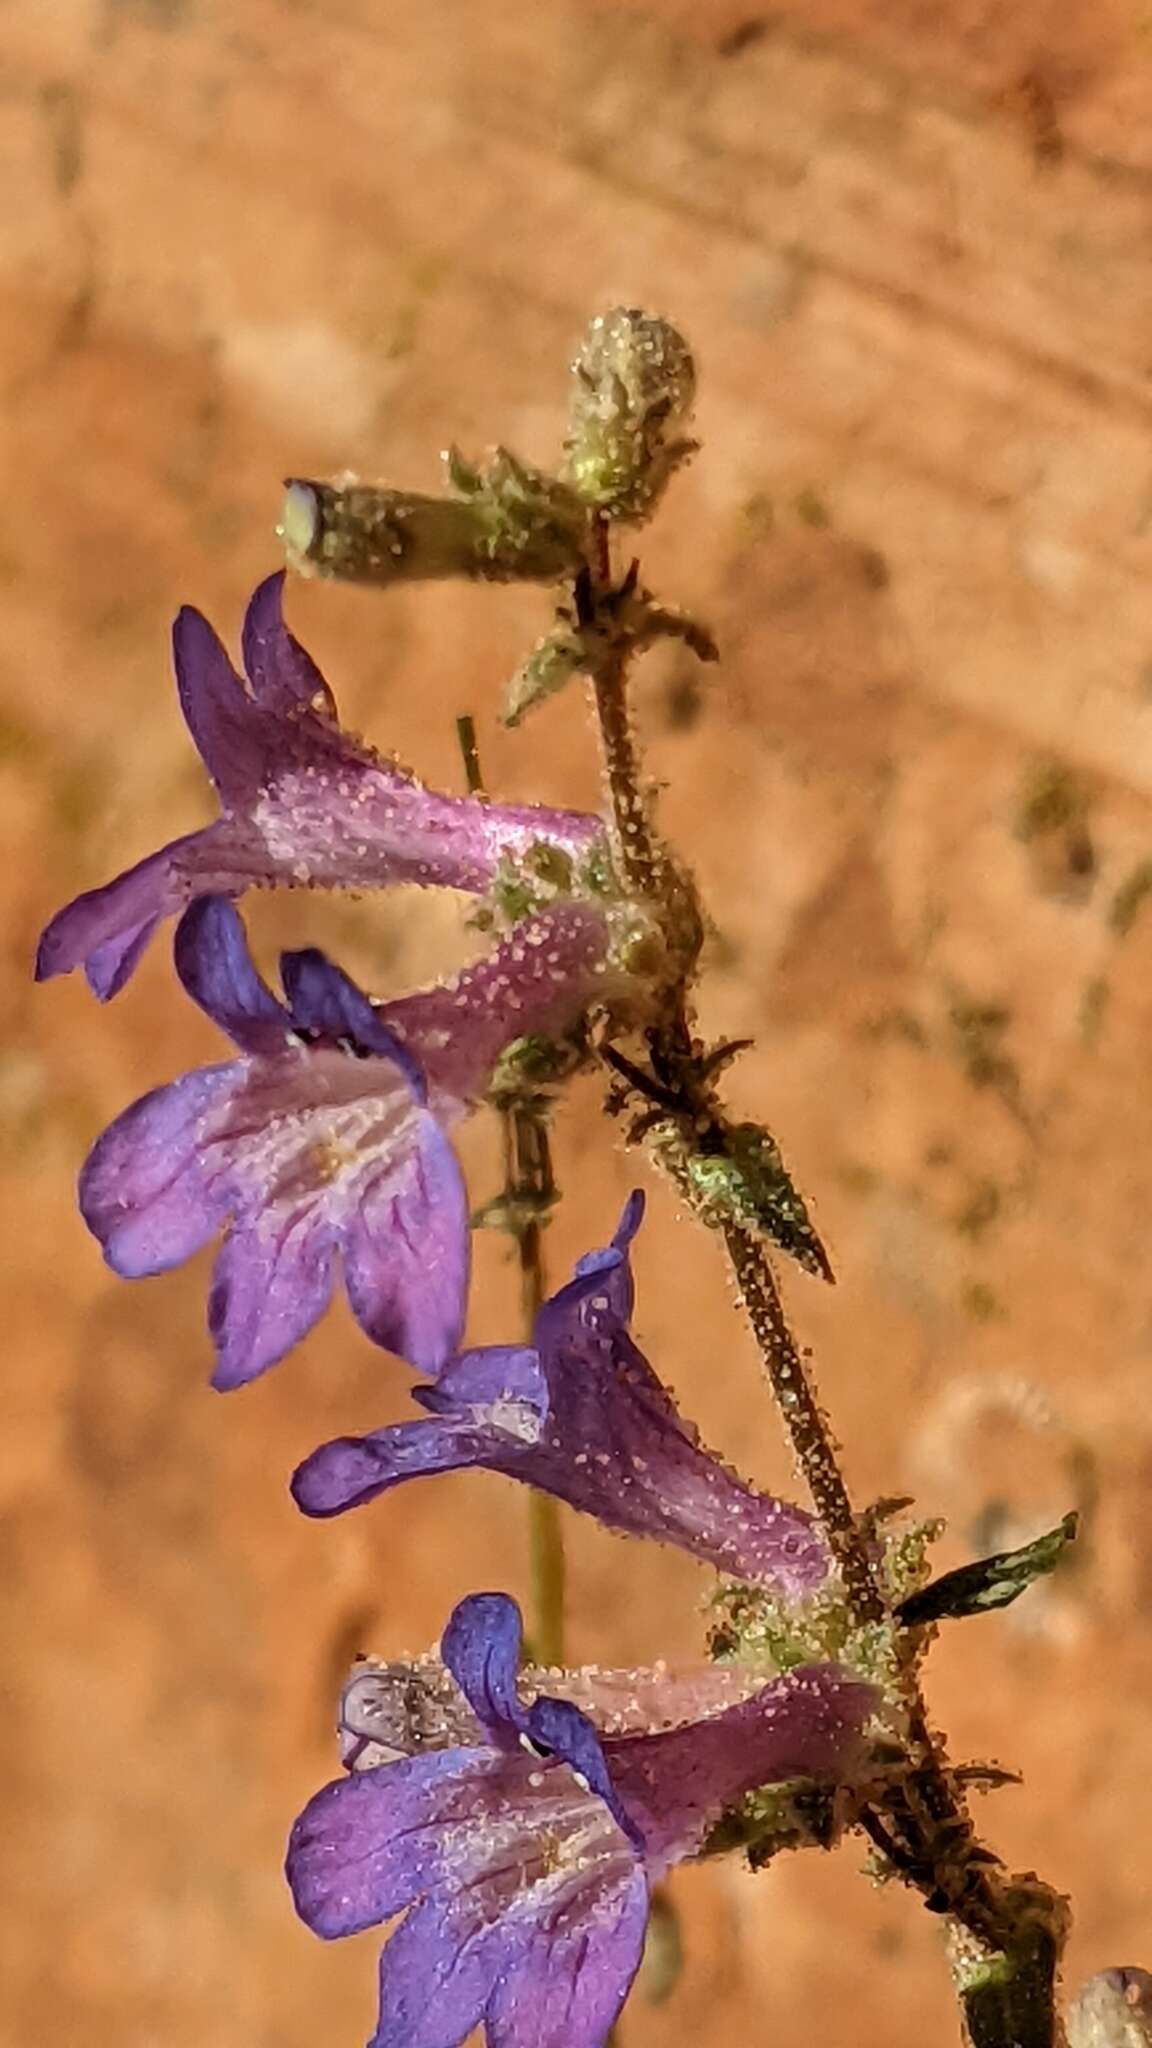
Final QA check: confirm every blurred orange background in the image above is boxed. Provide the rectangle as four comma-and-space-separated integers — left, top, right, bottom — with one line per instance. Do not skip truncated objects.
6, 1, 1152, 2042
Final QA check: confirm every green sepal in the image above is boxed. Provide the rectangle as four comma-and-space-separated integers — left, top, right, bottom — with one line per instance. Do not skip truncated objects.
503, 624, 587, 728
703, 1778, 847, 1869
486, 1031, 586, 1102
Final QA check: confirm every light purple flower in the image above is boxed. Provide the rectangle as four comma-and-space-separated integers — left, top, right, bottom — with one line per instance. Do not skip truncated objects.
35, 573, 604, 998
292, 1196, 832, 1596
81, 893, 619, 1388
287, 1592, 876, 2048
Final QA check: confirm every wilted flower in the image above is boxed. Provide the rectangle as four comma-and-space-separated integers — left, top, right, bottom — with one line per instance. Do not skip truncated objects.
287, 1591, 876, 2048
293, 1194, 832, 1597
35, 573, 603, 998
81, 893, 626, 1387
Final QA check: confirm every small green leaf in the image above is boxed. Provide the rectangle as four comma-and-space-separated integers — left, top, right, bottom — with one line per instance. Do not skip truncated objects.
503, 625, 586, 727
897, 1513, 1077, 1628
684, 1122, 833, 1281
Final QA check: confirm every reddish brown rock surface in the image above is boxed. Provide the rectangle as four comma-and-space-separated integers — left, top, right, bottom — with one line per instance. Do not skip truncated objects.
6, 2, 1152, 2042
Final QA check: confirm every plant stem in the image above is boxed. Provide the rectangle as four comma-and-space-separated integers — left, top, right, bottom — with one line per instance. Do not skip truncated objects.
589, 645, 670, 902
580, 542, 1068, 2047
583, 553, 881, 1619
721, 1219, 883, 1624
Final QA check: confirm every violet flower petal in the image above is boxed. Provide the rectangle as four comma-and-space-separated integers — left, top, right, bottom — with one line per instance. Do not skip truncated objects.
342, 1118, 469, 1373
289, 1745, 644, 2048
207, 1207, 339, 1390
80, 901, 471, 1383
36, 832, 215, 1000
36, 574, 604, 995
280, 945, 425, 1095
174, 894, 291, 1056
441, 1589, 528, 1737
292, 1204, 831, 1594
368, 1895, 510, 2048
287, 1749, 499, 1937
484, 1867, 648, 2048
78, 1065, 235, 1276
173, 603, 272, 804
240, 570, 337, 716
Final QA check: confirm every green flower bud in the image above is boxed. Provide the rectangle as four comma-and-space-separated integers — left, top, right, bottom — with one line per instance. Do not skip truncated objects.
280, 451, 587, 588
562, 307, 698, 522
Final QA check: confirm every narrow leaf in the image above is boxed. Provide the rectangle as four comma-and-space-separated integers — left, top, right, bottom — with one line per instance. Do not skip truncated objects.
897, 1513, 1077, 1628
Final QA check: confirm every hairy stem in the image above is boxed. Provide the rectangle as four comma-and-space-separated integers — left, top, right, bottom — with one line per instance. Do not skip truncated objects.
581, 540, 1068, 2047
590, 644, 670, 902
721, 1220, 884, 1624
584, 549, 880, 1619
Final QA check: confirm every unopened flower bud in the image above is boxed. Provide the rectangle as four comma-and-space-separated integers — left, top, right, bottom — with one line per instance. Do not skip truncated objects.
280, 451, 586, 588
563, 307, 698, 523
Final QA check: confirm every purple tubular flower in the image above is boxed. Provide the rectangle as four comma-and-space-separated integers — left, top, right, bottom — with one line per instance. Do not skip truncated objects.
35, 573, 603, 997
287, 1592, 876, 2048
338, 1651, 773, 1772
79, 893, 618, 1388
292, 1196, 832, 1597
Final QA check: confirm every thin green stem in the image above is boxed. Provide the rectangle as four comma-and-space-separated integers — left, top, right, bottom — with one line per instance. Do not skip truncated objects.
455, 712, 484, 797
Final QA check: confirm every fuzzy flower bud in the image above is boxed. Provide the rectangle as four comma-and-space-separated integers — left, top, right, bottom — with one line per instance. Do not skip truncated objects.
281, 447, 587, 588
562, 307, 698, 523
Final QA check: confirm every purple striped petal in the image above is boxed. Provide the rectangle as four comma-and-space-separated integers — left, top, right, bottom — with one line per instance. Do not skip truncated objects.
208, 1208, 339, 1390
79, 1065, 236, 1276
77, 914, 470, 1384
369, 1896, 510, 2048
342, 1119, 469, 1372
484, 1866, 648, 2048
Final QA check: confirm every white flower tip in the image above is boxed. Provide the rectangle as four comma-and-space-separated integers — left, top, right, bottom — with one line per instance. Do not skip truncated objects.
280, 480, 320, 566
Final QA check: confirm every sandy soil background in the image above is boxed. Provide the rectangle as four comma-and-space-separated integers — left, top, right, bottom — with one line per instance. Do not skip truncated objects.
5, 1, 1152, 2042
